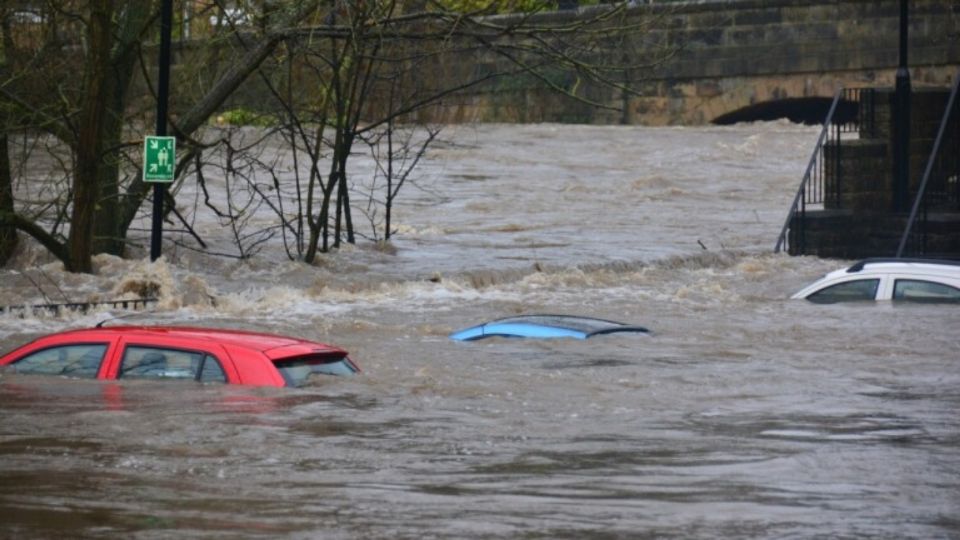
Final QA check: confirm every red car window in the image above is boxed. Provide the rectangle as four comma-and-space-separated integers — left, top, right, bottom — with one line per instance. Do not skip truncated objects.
4, 343, 108, 379
198, 354, 227, 383
274, 353, 358, 387
119, 346, 226, 383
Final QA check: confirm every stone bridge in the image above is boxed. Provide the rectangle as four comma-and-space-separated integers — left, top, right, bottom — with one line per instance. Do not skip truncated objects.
452, 0, 960, 125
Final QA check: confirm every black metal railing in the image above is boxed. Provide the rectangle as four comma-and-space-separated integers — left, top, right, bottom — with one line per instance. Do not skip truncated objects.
896, 71, 960, 258
0, 298, 158, 317
775, 88, 872, 254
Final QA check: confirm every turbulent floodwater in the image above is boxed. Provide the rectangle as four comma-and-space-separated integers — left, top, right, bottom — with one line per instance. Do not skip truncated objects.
1, 123, 958, 539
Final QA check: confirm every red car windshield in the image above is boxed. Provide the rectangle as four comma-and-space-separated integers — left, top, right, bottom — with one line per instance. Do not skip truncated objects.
274, 354, 358, 387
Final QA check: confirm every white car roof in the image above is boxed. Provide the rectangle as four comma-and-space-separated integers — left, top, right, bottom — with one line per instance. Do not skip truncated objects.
842, 258, 960, 276
793, 258, 960, 300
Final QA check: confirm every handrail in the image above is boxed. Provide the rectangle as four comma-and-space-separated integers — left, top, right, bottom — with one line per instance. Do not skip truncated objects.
0, 298, 158, 316
774, 89, 843, 253
896, 71, 960, 258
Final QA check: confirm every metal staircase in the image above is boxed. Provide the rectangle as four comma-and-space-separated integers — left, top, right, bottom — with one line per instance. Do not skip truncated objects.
774, 88, 876, 254
775, 78, 960, 260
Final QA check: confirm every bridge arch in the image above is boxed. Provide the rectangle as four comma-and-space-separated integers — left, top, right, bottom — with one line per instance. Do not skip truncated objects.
710, 97, 858, 126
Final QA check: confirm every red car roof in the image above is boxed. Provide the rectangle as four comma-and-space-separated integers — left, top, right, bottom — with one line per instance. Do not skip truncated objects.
42, 326, 345, 355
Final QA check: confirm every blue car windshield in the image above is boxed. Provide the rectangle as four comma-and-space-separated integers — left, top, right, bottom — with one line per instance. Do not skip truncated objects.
490, 315, 624, 334
450, 315, 649, 341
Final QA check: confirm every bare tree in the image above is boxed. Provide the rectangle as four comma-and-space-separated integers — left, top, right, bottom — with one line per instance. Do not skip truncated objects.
358, 120, 440, 243
1, 0, 677, 271
253, 0, 677, 263
0, 0, 320, 272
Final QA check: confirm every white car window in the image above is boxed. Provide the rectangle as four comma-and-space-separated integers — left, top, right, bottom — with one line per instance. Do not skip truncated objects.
893, 279, 960, 303
807, 279, 880, 303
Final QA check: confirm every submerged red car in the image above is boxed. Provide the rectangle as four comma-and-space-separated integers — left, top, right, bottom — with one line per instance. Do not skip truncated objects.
0, 326, 359, 387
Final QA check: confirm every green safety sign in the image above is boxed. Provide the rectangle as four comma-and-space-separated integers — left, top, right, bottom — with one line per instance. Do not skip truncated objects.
143, 135, 176, 183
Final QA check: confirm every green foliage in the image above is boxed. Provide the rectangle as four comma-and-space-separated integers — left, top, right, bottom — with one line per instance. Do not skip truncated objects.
216, 108, 275, 127
433, 0, 555, 15
432, 0, 602, 15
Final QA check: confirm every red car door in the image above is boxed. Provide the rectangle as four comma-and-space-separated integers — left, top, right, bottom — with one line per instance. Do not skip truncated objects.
107, 336, 239, 383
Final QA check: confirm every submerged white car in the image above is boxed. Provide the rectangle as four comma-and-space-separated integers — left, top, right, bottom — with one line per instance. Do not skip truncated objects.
792, 259, 960, 303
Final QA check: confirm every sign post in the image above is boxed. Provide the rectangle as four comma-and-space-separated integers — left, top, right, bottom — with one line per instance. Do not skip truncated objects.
149, 0, 174, 262
893, 0, 911, 213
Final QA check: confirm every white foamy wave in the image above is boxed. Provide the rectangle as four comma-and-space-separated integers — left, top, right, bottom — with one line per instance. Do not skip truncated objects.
392, 224, 446, 237
0, 306, 117, 340
211, 286, 354, 318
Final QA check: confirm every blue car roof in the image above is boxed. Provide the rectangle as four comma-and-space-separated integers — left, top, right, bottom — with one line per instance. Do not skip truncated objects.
449, 315, 650, 341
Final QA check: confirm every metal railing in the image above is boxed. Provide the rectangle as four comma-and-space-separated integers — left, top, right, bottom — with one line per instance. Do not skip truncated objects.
896, 71, 960, 258
774, 88, 871, 254
0, 298, 158, 317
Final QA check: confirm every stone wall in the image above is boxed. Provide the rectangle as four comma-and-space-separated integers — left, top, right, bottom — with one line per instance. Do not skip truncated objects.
823, 139, 890, 211
822, 88, 957, 212
164, 0, 960, 126
789, 210, 960, 259
450, 0, 960, 125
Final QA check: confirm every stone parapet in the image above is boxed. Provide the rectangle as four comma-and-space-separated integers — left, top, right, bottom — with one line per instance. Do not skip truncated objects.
459, 0, 960, 125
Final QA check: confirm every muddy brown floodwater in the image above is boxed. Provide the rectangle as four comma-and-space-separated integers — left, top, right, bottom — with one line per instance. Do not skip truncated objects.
1, 123, 958, 539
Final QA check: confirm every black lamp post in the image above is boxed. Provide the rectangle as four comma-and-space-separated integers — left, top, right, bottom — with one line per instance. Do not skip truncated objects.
150, 0, 173, 261
892, 0, 911, 212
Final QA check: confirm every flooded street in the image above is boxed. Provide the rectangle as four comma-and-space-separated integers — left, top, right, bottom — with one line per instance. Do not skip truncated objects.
1, 123, 959, 538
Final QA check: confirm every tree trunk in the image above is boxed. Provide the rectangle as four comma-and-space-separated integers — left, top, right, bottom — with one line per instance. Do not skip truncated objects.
91, 1, 153, 257
0, 134, 17, 265
67, 1, 113, 273
0, 6, 17, 264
